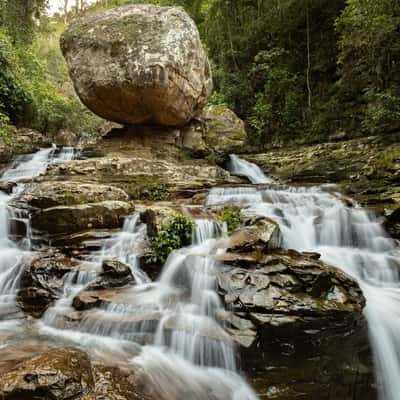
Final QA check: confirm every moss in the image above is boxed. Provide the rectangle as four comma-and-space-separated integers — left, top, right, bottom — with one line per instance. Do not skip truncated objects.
212, 104, 227, 116
63, 192, 86, 206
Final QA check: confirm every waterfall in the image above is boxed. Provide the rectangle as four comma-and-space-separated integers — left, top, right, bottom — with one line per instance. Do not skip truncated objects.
0, 146, 77, 326
40, 217, 258, 400
229, 154, 272, 184
209, 155, 400, 400
1, 145, 76, 182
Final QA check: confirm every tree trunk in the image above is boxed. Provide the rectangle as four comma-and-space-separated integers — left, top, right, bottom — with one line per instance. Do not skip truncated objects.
64, 0, 68, 24
306, 0, 312, 112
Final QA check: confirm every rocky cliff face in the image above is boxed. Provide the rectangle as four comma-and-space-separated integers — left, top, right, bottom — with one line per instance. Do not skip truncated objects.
61, 4, 212, 126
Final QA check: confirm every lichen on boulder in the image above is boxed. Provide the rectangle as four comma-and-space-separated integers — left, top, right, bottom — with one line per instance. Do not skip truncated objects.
61, 4, 212, 126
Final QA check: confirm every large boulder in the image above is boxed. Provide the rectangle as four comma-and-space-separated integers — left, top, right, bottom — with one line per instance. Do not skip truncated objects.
61, 4, 212, 126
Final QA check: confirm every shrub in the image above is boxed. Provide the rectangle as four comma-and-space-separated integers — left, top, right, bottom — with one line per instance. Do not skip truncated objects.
146, 214, 195, 265
216, 206, 241, 234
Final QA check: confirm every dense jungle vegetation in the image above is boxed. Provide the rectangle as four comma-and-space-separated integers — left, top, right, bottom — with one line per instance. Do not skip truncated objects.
1, 0, 399, 147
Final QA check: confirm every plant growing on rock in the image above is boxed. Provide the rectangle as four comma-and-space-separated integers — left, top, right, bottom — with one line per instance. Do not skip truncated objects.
146, 214, 195, 265
216, 206, 241, 234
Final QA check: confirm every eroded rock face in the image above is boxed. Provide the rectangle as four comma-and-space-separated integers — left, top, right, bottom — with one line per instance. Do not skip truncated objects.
181, 105, 248, 158
61, 4, 212, 126
0, 347, 94, 399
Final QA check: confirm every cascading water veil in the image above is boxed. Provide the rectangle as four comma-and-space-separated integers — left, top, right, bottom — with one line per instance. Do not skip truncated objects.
0, 146, 398, 399
212, 154, 400, 400
39, 216, 258, 400
0, 146, 76, 328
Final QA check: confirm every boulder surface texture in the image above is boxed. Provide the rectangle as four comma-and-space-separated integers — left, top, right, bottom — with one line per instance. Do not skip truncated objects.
61, 4, 213, 126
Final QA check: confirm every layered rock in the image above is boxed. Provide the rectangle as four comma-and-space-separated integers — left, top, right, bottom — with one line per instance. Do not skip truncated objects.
44, 156, 237, 199
216, 248, 374, 400
19, 181, 129, 209
61, 4, 212, 126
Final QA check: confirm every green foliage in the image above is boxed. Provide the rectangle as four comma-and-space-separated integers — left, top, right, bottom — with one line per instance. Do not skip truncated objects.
362, 90, 400, 134
0, 108, 15, 143
248, 49, 304, 143
216, 207, 241, 234
335, 0, 400, 135
146, 214, 195, 265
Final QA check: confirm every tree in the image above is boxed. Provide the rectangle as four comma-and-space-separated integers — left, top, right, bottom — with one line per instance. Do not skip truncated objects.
64, 0, 69, 23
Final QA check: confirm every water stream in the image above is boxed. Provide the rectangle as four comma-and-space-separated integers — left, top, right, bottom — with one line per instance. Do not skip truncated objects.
221, 154, 400, 400
0, 149, 398, 399
0, 146, 76, 330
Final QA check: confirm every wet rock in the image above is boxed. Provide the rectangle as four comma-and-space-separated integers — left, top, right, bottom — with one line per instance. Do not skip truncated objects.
61, 4, 212, 126
31, 200, 134, 236
218, 249, 365, 345
217, 249, 374, 400
138, 204, 182, 238
385, 207, 400, 239
72, 287, 150, 312
85, 260, 135, 291
8, 217, 27, 239
180, 105, 248, 158
0, 129, 50, 165
20, 181, 129, 209
0, 347, 94, 399
233, 216, 282, 252
17, 251, 80, 317
0, 181, 16, 194
83, 364, 153, 400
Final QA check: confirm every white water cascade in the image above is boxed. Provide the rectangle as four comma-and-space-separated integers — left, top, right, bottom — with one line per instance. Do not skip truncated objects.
1, 145, 76, 182
210, 155, 400, 400
40, 217, 258, 400
0, 146, 76, 327
229, 154, 272, 184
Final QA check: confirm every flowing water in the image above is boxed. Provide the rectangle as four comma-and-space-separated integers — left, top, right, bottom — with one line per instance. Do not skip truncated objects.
39, 215, 258, 399
0, 146, 76, 332
0, 147, 398, 399
217, 154, 400, 400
